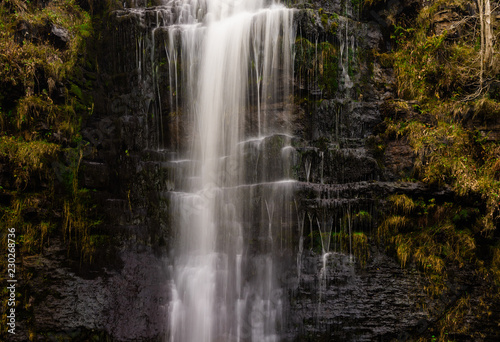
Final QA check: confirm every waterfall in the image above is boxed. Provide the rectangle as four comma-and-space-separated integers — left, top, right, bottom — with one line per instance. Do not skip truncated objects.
137, 1, 297, 341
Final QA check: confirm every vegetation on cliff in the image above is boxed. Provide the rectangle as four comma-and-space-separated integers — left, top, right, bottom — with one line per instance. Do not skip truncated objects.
0, 1, 101, 336
369, 0, 500, 339
0, 0, 498, 340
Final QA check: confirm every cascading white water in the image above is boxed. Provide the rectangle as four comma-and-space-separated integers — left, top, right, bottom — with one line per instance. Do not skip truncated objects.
161, 1, 295, 341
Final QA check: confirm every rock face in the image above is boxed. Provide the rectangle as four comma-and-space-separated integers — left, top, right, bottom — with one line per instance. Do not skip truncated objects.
19, 239, 168, 341
287, 251, 429, 341
283, 7, 439, 340
15, 20, 70, 50
13, 1, 499, 341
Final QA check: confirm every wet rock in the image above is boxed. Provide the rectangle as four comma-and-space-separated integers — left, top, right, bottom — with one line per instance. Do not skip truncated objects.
10, 238, 169, 342
431, 3, 477, 38
14, 20, 70, 50
48, 24, 70, 50
81, 161, 110, 189
383, 140, 415, 180
286, 251, 431, 341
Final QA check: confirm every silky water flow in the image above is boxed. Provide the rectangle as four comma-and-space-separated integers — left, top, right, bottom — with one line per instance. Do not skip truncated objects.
147, 1, 296, 341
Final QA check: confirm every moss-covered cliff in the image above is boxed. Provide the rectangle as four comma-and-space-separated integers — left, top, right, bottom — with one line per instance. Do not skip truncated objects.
0, 0, 499, 341
368, 0, 500, 339
0, 0, 110, 339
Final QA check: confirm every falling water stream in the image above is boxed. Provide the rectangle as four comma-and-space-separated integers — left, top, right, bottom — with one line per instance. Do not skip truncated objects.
156, 1, 295, 341
105, 0, 395, 339
102, 0, 418, 339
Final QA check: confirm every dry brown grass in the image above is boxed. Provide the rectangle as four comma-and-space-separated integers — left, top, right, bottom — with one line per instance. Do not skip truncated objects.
378, 215, 409, 242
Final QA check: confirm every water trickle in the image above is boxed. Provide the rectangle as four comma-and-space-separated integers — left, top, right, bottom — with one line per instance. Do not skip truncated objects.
317, 251, 331, 312
304, 157, 312, 183
339, 18, 353, 92
347, 204, 353, 261
307, 212, 314, 252
316, 212, 333, 254
295, 200, 305, 280
319, 151, 324, 184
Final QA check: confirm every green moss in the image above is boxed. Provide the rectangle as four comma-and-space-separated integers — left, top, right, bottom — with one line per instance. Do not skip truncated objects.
389, 0, 493, 103
379, 197, 481, 296
365, 135, 386, 167
352, 232, 369, 267
320, 13, 328, 28
0, 0, 99, 266
370, 0, 500, 336
70, 83, 84, 101
388, 119, 500, 232
0, 2, 105, 339
295, 37, 340, 97
0, 137, 59, 187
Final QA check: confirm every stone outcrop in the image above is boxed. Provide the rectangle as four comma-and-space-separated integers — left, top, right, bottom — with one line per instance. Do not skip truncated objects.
15, 20, 70, 50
